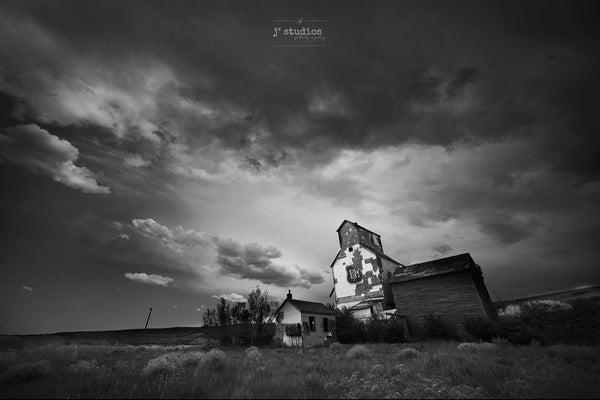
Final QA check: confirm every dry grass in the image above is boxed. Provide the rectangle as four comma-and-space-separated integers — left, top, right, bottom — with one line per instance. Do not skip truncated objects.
0, 341, 598, 398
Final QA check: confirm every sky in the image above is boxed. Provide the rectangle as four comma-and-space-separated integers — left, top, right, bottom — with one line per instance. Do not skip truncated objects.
0, 0, 599, 334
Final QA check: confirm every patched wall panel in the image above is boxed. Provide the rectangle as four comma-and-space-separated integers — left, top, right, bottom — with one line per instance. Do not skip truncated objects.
333, 245, 384, 308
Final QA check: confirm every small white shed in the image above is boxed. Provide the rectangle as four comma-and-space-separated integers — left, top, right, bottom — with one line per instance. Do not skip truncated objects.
274, 291, 337, 347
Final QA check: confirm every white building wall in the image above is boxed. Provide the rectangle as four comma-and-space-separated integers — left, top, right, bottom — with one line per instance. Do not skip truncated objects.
332, 245, 383, 305
279, 302, 302, 324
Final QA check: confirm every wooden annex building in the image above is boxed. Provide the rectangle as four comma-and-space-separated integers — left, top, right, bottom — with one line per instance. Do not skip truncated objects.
329, 220, 496, 337
390, 253, 496, 336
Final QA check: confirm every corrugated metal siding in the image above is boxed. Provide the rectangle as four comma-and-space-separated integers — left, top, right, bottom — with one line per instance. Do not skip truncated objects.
391, 272, 489, 335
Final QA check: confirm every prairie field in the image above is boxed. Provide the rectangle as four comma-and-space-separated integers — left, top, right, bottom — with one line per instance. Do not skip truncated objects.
0, 340, 599, 399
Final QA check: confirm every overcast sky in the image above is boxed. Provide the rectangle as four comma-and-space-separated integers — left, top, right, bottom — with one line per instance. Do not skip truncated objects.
1, 0, 599, 334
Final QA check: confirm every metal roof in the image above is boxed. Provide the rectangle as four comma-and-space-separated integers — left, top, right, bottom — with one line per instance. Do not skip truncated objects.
391, 253, 477, 284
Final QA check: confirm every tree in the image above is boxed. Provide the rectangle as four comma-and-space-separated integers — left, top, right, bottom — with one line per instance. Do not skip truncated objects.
230, 302, 249, 324
202, 308, 217, 327
247, 287, 272, 325
216, 297, 231, 327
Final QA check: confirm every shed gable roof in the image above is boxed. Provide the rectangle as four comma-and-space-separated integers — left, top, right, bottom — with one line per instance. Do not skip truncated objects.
276, 298, 336, 316
391, 253, 477, 284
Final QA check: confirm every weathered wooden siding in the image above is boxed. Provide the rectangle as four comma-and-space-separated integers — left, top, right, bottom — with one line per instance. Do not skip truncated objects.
391, 271, 489, 336
338, 221, 383, 254
473, 274, 497, 318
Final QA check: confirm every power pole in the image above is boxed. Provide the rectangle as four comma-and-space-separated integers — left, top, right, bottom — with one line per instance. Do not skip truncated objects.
145, 307, 153, 329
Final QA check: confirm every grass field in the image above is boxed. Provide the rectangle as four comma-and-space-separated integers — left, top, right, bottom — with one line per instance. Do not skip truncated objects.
0, 339, 599, 398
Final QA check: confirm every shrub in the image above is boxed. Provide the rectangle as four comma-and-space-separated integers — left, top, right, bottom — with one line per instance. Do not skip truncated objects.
493, 297, 600, 345
398, 347, 421, 360
463, 316, 497, 341
140, 353, 181, 377
1, 361, 52, 383
422, 313, 457, 340
328, 342, 343, 350
180, 351, 206, 367
381, 317, 406, 343
370, 364, 385, 375
346, 344, 370, 359
336, 309, 405, 344
335, 308, 366, 343
245, 346, 263, 363
204, 348, 226, 364
365, 316, 384, 342
457, 342, 480, 353
479, 342, 500, 352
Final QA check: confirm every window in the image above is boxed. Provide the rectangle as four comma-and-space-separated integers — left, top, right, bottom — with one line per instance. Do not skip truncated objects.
323, 317, 329, 332
348, 247, 353, 252
309, 316, 316, 331
371, 234, 381, 246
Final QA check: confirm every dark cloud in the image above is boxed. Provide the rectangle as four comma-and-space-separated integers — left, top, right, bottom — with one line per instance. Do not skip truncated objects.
0, 124, 110, 193
1, 0, 599, 334
244, 156, 262, 172
432, 243, 453, 255
477, 213, 540, 245
212, 236, 324, 288
126, 218, 324, 288
0, 0, 597, 181
445, 67, 480, 100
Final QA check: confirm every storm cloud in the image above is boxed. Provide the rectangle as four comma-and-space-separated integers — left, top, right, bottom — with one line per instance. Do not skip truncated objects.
0, 124, 109, 194
127, 218, 325, 289
212, 236, 324, 289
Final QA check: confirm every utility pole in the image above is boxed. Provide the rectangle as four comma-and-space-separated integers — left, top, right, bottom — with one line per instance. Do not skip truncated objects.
145, 307, 153, 329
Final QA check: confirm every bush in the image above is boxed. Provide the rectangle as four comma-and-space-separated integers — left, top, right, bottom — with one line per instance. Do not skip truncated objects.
480, 297, 600, 345
335, 308, 366, 343
381, 317, 406, 343
422, 313, 457, 340
204, 348, 226, 365
336, 309, 405, 344
140, 353, 181, 377
370, 364, 385, 375
397, 348, 421, 360
463, 316, 497, 341
328, 342, 343, 350
346, 344, 370, 359
365, 316, 384, 342
245, 346, 263, 363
